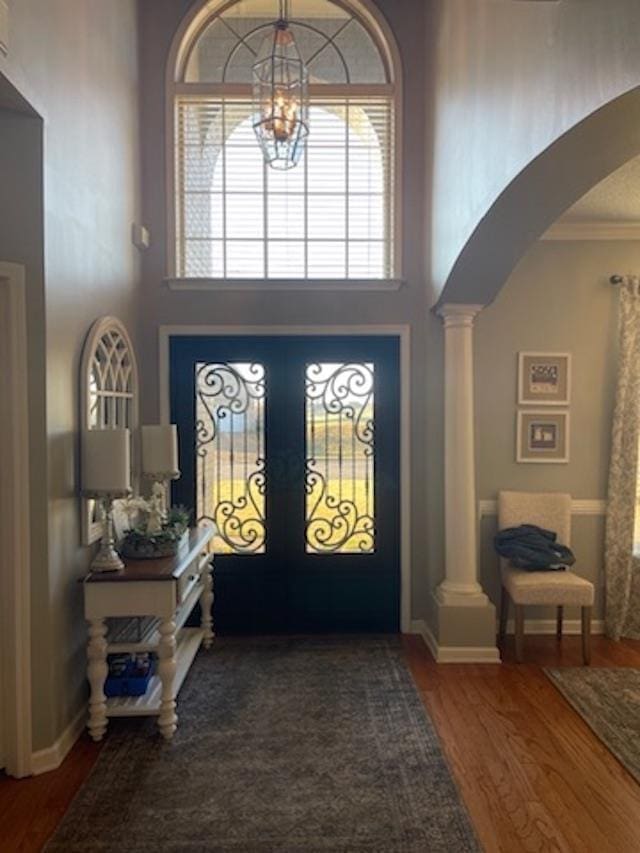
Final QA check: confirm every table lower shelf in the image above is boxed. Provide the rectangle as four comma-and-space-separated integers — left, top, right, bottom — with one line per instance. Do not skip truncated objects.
106, 581, 205, 654
105, 627, 204, 717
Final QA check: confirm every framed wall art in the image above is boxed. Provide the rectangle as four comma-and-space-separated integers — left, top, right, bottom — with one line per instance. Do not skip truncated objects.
518, 352, 571, 406
516, 410, 570, 464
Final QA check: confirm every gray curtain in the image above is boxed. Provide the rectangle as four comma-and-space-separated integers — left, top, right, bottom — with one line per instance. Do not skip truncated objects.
605, 277, 640, 639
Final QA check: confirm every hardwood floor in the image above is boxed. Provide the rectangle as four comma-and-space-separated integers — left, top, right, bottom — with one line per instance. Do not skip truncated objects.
1, 634, 639, 852
404, 633, 640, 853
0, 736, 101, 853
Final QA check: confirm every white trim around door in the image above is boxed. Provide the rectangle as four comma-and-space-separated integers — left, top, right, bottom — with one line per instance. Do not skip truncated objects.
159, 324, 412, 634
0, 262, 32, 777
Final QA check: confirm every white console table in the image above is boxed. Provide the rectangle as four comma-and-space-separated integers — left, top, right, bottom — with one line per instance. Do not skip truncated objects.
83, 527, 214, 741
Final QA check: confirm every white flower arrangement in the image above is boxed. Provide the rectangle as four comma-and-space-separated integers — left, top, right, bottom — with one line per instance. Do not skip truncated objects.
119, 491, 190, 559
123, 492, 165, 535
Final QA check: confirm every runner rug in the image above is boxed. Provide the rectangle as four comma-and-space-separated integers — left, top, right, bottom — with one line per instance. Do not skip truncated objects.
47, 636, 478, 852
546, 666, 640, 784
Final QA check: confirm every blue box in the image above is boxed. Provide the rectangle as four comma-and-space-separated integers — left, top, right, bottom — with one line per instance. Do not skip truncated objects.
105, 654, 155, 697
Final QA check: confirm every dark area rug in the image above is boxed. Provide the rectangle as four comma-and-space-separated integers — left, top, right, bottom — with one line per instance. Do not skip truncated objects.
46, 636, 478, 852
546, 667, 640, 784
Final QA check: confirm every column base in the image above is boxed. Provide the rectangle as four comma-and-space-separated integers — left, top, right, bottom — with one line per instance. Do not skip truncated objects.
429, 591, 501, 663
435, 580, 489, 608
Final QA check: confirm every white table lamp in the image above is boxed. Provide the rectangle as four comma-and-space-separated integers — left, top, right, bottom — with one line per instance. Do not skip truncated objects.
82, 428, 131, 572
141, 424, 181, 515
141, 424, 179, 479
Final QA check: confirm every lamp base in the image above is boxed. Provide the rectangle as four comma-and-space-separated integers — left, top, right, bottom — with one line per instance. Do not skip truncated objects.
90, 543, 124, 573
83, 491, 129, 573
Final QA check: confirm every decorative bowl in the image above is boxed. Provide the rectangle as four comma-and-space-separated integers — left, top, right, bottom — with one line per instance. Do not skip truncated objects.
119, 529, 189, 561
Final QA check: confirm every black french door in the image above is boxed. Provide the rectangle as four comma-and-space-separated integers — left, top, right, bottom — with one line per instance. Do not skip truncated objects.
171, 335, 400, 634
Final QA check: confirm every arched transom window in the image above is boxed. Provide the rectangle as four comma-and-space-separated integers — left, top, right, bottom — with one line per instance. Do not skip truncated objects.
170, 0, 398, 281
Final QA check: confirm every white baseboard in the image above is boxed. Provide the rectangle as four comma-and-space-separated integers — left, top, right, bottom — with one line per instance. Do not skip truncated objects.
436, 646, 502, 663
31, 704, 86, 776
409, 616, 605, 664
410, 619, 502, 663
503, 617, 604, 636
410, 619, 439, 658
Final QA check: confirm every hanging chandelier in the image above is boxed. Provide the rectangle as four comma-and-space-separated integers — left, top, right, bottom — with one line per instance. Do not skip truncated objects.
252, 0, 309, 170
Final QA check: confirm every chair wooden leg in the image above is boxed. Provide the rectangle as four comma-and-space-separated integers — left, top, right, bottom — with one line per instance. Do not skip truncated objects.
581, 606, 592, 665
514, 605, 525, 663
499, 586, 509, 642
556, 606, 563, 640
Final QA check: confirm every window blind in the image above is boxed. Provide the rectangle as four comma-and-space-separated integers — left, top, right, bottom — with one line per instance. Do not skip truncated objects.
175, 95, 394, 279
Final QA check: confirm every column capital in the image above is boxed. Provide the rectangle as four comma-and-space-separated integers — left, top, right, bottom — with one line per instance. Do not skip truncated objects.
437, 303, 485, 328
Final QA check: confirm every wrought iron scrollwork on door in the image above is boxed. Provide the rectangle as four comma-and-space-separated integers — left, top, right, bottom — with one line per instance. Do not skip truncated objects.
305, 362, 375, 554
196, 362, 266, 553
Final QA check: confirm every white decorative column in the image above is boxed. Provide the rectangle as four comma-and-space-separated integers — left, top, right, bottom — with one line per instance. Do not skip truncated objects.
433, 303, 499, 662
437, 304, 486, 605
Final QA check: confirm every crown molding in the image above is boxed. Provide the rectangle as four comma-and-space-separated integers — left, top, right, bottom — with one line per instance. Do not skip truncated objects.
541, 220, 640, 242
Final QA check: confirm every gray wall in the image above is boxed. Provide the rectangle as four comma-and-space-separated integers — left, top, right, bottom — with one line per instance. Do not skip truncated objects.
0, 108, 49, 744
2, 0, 633, 754
475, 239, 638, 623
0, 0, 141, 749
430, 0, 640, 302
136, 0, 441, 628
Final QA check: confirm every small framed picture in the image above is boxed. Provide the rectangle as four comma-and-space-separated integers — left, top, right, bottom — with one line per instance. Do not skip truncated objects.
518, 352, 571, 406
516, 410, 570, 463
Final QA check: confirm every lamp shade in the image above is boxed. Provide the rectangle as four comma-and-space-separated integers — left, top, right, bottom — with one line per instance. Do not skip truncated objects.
82, 428, 131, 494
141, 424, 179, 476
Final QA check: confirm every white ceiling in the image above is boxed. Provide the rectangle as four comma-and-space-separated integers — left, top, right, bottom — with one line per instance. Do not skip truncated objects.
560, 153, 640, 222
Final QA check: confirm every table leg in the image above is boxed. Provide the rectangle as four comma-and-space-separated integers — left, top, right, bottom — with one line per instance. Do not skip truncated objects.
158, 618, 178, 740
87, 618, 108, 742
201, 560, 214, 649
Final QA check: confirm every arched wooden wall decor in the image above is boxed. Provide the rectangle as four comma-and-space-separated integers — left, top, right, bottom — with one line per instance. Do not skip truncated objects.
80, 316, 139, 545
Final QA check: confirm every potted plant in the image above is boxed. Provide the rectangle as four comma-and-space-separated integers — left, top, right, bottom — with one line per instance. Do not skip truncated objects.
119, 494, 190, 560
